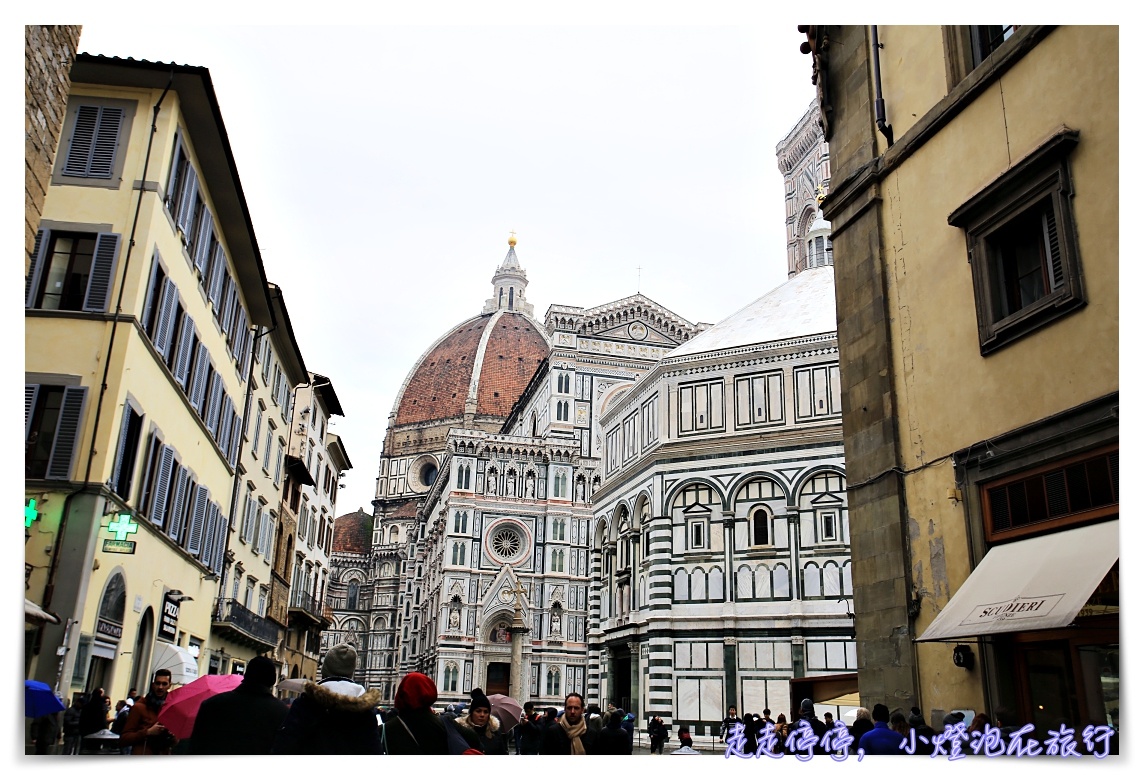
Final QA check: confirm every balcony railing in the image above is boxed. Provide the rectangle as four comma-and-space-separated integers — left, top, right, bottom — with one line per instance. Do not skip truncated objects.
212, 598, 280, 648
288, 590, 326, 624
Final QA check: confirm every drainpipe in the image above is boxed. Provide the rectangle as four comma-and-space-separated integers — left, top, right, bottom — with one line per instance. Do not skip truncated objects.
41, 73, 172, 690
871, 26, 894, 147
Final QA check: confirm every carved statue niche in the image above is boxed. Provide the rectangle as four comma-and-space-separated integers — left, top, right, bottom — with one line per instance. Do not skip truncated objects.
525, 471, 536, 498
506, 470, 517, 498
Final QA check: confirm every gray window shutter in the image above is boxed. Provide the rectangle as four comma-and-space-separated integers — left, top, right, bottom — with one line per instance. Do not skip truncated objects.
199, 503, 217, 565
63, 106, 100, 176
167, 466, 189, 541
207, 244, 227, 307
229, 411, 243, 467
110, 401, 135, 493
241, 494, 254, 542
173, 323, 196, 388
25, 385, 40, 442
26, 229, 50, 308
217, 397, 233, 454
87, 106, 123, 178
165, 139, 184, 207
205, 373, 223, 435
187, 484, 209, 555
141, 252, 163, 330
212, 510, 228, 574
189, 344, 210, 409
193, 212, 214, 276
252, 510, 264, 554
235, 311, 252, 376
63, 105, 123, 178
149, 445, 176, 529
220, 275, 236, 339
152, 279, 179, 359
82, 232, 121, 312
176, 168, 198, 236
45, 386, 88, 481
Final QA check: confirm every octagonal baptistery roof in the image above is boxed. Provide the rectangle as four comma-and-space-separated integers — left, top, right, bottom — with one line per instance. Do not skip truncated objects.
391, 310, 550, 427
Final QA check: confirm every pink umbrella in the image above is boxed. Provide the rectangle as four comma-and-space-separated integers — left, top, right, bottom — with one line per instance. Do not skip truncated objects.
155, 674, 243, 740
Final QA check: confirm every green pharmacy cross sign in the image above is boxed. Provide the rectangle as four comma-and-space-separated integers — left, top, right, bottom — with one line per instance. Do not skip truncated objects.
25, 498, 39, 528
108, 513, 138, 541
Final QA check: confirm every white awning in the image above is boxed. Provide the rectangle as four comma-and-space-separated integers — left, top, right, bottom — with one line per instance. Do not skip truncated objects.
917, 520, 1118, 642
24, 598, 60, 625
151, 641, 199, 685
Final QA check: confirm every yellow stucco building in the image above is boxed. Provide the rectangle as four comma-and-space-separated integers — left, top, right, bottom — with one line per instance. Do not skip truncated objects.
25, 54, 275, 701
808, 25, 1118, 738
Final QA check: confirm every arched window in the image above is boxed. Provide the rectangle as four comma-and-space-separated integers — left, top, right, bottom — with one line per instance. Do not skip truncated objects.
773, 564, 791, 599
499, 287, 504, 306
347, 580, 360, 610
546, 667, 561, 696
823, 561, 842, 597
803, 563, 822, 598
737, 565, 753, 599
690, 568, 706, 601
444, 663, 459, 692
753, 509, 769, 546
509, 287, 514, 310
673, 568, 688, 600
463, 465, 471, 490
709, 567, 724, 601
454, 512, 463, 533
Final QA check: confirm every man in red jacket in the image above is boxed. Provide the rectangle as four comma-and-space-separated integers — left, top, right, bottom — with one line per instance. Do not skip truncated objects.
119, 669, 178, 755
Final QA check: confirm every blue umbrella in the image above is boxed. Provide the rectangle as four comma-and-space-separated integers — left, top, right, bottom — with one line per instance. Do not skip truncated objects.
25, 680, 65, 719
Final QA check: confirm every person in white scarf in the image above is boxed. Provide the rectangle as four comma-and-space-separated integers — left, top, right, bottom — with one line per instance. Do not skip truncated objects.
540, 693, 597, 754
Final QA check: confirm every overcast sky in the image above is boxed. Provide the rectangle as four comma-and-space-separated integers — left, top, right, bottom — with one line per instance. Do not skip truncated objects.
61, 13, 819, 516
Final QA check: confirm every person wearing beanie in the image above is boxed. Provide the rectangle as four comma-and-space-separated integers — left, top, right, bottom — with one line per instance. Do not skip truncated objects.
189, 655, 288, 754
450, 687, 507, 754
385, 672, 449, 754
795, 698, 828, 755
272, 643, 382, 754
908, 706, 936, 740
857, 703, 905, 755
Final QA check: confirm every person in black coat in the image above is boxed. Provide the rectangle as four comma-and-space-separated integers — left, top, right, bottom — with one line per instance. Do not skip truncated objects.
540, 693, 599, 755
384, 672, 448, 755
648, 716, 668, 754
189, 656, 288, 754
517, 702, 544, 755
272, 644, 382, 754
597, 710, 633, 755
450, 689, 508, 754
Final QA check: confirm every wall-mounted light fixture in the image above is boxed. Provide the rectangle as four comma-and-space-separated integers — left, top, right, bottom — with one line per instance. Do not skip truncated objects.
953, 644, 975, 670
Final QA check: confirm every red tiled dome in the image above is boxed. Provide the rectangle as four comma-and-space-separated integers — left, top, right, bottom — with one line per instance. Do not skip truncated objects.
393, 311, 548, 427
331, 508, 374, 555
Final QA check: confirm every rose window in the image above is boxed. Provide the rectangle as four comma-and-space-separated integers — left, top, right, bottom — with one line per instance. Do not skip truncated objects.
491, 526, 522, 559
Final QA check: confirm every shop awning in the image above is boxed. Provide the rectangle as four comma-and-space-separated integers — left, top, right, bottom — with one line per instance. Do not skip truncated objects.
917, 520, 1118, 642
24, 598, 60, 625
152, 641, 199, 685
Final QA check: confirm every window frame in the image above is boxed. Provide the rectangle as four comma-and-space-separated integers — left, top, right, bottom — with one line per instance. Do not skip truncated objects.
52, 97, 137, 187
949, 129, 1085, 355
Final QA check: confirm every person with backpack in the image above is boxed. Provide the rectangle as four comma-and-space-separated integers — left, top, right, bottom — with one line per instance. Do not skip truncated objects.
271, 644, 382, 754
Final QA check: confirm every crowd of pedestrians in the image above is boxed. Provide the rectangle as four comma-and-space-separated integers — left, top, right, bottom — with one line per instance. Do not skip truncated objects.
37, 643, 1066, 757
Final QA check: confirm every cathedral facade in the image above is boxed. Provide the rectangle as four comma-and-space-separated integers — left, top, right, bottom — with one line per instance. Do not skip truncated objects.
330, 102, 854, 724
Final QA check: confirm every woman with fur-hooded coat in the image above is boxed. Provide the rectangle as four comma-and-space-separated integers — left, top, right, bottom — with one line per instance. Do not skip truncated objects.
451, 688, 508, 754
272, 644, 382, 754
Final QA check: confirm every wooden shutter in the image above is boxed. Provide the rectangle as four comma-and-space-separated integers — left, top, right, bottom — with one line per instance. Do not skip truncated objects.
205, 373, 223, 435
193, 212, 214, 276
186, 484, 209, 555
148, 445, 176, 529
25, 385, 40, 441
82, 232, 121, 312
152, 278, 179, 359
25, 229, 49, 308
175, 168, 198, 236
167, 466, 190, 541
173, 323, 196, 388
110, 402, 135, 494
207, 244, 227, 307
63, 105, 123, 178
189, 344, 210, 410
45, 386, 88, 481
199, 503, 218, 565
165, 138, 184, 210
228, 411, 243, 467
1044, 209, 1065, 290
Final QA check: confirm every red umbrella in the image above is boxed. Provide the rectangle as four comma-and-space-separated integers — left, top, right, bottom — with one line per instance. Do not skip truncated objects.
155, 674, 243, 740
